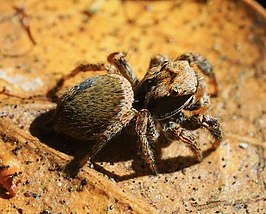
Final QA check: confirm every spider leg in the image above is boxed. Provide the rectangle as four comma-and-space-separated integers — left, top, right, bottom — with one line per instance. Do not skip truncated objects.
47, 63, 111, 101
177, 52, 218, 97
163, 122, 202, 161
65, 109, 136, 176
107, 52, 139, 87
135, 109, 159, 174
184, 96, 210, 115
184, 82, 210, 115
183, 73, 210, 115
1, 63, 112, 101
180, 114, 223, 149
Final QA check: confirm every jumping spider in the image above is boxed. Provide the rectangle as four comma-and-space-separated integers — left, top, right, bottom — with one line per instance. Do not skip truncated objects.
51, 52, 222, 174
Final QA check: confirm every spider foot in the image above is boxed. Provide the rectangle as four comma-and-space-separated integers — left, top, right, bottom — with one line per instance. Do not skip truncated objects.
200, 115, 223, 143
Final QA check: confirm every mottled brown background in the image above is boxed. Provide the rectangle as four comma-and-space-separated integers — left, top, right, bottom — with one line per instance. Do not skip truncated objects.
0, 0, 265, 213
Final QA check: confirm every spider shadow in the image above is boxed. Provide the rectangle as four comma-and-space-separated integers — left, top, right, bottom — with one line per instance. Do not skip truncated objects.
30, 110, 94, 157
30, 111, 217, 181
93, 138, 216, 181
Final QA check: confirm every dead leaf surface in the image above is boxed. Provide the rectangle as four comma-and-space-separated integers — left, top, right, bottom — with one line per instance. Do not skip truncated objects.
0, 0, 265, 213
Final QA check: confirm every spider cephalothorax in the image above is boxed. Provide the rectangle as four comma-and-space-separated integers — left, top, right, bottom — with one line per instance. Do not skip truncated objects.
135, 59, 198, 120
51, 52, 222, 174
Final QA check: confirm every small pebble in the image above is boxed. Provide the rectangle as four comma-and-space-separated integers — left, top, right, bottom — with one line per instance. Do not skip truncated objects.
239, 142, 248, 149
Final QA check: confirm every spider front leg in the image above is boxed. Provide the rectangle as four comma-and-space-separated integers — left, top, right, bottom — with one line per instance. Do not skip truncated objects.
180, 114, 223, 149
184, 78, 210, 115
135, 109, 159, 174
178, 52, 218, 97
163, 122, 202, 161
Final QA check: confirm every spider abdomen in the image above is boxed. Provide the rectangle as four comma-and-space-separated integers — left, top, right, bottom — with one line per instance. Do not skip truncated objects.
52, 74, 134, 141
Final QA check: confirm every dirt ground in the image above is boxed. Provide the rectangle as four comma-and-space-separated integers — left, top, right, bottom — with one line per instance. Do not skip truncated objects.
0, 0, 265, 213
